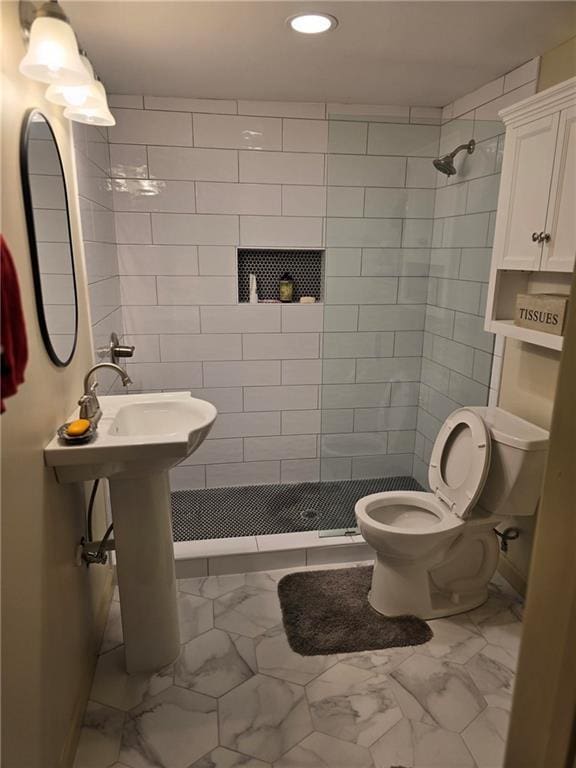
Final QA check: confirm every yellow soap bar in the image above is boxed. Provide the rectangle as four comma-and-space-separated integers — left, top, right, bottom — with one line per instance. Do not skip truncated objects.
66, 419, 91, 437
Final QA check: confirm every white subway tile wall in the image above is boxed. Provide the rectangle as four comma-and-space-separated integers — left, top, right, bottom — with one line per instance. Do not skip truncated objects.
320, 112, 442, 480
102, 95, 446, 490
78, 61, 535, 493
413, 59, 539, 488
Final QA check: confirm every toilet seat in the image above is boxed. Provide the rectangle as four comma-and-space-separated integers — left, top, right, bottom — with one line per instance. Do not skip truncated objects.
428, 408, 491, 520
357, 491, 463, 536
355, 409, 492, 538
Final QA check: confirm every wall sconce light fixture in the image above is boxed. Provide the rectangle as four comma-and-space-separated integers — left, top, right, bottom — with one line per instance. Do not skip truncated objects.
19, 1, 89, 85
20, 2, 115, 126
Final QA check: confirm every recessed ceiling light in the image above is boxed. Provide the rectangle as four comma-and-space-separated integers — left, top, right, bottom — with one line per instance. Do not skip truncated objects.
288, 13, 338, 34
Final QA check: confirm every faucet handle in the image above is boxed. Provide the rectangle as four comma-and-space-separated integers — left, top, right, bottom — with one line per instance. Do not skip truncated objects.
109, 332, 136, 365
78, 392, 94, 419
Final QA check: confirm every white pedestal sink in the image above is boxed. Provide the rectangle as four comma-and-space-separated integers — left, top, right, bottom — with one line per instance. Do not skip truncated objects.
45, 392, 217, 673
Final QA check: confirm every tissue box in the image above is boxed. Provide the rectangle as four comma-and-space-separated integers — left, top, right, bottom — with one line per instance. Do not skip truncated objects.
514, 293, 568, 336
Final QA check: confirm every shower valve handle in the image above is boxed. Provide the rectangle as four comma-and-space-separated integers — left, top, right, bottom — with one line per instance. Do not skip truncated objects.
532, 231, 542, 242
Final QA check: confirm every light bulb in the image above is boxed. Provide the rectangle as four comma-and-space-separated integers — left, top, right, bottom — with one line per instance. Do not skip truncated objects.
61, 86, 89, 106
38, 40, 65, 72
64, 81, 116, 126
46, 56, 95, 107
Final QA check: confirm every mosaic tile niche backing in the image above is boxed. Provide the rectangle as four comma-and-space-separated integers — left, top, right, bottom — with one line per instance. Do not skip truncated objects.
237, 249, 324, 303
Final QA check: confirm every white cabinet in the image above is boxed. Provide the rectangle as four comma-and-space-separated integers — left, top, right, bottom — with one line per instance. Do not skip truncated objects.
497, 113, 559, 271
541, 104, 576, 273
485, 77, 576, 351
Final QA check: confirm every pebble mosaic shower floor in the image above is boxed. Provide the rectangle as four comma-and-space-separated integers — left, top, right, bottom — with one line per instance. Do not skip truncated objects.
170, 476, 423, 541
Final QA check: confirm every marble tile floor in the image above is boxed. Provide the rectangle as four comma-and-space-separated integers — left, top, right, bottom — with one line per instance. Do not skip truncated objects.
74, 563, 523, 768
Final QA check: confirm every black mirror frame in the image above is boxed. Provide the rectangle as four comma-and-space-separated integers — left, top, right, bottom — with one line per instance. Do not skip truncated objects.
20, 109, 79, 367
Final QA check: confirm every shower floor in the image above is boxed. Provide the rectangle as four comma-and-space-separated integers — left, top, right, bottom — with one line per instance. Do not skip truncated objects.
171, 475, 422, 541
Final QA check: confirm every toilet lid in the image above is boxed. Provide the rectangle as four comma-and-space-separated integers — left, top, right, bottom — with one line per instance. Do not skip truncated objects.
428, 408, 491, 519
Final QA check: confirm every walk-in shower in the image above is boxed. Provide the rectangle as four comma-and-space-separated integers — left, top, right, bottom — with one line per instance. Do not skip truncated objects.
75, 99, 501, 551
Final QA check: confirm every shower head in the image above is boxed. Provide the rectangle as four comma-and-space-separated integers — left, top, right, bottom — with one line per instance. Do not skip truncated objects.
433, 139, 476, 176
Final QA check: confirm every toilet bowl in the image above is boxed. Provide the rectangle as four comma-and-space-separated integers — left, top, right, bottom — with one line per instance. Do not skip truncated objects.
355, 406, 549, 620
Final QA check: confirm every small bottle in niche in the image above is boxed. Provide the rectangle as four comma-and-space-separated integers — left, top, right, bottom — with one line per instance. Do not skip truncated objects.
279, 272, 295, 302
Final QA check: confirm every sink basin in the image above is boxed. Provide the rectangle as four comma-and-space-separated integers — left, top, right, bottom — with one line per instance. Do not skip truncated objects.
45, 392, 217, 482
111, 399, 212, 438
44, 391, 217, 674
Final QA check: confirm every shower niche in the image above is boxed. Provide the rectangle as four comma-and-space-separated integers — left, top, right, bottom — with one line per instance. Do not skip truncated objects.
237, 248, 324, 303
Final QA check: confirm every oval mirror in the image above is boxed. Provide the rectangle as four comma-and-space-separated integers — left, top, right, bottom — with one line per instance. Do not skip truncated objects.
20, 110, 78, 366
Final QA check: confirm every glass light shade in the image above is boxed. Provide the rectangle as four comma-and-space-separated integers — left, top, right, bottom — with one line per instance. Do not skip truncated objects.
46, 56, 102, 109
20, 16, 90, 85
64, 87, 116, 126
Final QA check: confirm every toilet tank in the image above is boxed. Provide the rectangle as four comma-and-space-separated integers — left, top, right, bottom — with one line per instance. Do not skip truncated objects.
470, 407, 549, 517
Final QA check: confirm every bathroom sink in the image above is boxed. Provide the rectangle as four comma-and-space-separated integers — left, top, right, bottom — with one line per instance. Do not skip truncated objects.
44, 391, 217, 674
110, 397, 215, 438
45, 392, 217, 482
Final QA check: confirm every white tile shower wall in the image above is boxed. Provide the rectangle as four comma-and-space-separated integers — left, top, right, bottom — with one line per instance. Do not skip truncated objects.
106, 97, 442, 490
100, 62, 535, 492
320, 112, 442, 482
73, 122, 124, 392
413, 59, 539, 488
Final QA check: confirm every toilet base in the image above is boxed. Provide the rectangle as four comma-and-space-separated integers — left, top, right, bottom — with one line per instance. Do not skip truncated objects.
363, 517, 501, 621
368, 584, 489, 621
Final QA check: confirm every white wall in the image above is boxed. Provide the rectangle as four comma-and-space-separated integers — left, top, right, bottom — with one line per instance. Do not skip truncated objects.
1, 4, 112, 765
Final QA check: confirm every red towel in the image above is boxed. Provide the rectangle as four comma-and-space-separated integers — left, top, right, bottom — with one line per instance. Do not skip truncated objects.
1, 236, 28, 413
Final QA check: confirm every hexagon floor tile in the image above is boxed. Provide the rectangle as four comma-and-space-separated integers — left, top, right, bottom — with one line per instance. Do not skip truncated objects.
275, 732, 374, 768
119, 686, 218, 768
191, 746, 270, 767
219, 674, 313, 762
305, 662, 403, 747
175, 628, 256, 697
254, 624, 338, 685
370, 717, 476, 768
214, 586, 282, 638
75, 565, 523, 768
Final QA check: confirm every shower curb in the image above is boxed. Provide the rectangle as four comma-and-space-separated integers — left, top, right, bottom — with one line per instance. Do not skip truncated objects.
173, 531, 373, 578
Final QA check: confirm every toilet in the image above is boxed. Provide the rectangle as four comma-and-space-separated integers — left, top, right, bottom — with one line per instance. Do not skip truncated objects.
355, 406, 549, 620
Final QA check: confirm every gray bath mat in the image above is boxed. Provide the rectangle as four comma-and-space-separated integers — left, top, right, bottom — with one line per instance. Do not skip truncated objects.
278, 566, 432, 655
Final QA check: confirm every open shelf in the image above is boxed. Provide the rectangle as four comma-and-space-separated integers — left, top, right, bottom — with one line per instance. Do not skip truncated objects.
486, 269, 571, 352
488, 320, 564, 351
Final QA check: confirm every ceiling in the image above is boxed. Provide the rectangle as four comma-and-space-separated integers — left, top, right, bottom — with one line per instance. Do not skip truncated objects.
63, 1, 576, 106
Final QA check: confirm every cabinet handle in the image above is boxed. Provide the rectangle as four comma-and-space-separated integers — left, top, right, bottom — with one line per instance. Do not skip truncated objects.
532, 232, 541, 242
541, 233, 551, 244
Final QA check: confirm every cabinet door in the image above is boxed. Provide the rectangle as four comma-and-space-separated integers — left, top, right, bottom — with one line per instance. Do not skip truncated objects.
541, 105, 576, 273
498, 113, 559, 270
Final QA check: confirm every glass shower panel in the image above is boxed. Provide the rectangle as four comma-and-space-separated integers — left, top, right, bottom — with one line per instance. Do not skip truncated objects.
413, 114, 502, 488
317, 114, 441, 534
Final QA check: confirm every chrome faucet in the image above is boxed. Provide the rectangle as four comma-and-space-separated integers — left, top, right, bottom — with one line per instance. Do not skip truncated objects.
79, 363, 132, 422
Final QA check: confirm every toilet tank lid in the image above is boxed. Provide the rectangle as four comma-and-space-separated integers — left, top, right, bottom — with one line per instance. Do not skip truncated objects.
471, 407, 549, 450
